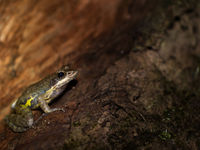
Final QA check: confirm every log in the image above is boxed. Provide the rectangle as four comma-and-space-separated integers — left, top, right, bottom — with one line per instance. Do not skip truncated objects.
0, 0, 199, 149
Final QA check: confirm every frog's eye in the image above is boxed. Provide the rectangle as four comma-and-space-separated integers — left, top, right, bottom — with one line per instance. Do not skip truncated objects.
58, 72, 65, 78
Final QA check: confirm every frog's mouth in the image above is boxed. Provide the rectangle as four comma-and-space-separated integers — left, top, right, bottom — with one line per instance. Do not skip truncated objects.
55, 71, 78, 88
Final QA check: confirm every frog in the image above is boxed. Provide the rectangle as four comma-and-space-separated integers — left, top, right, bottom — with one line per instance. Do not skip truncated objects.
5, 65, 78, 132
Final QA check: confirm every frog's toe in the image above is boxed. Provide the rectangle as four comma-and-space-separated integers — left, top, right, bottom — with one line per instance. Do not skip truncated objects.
30, 124, 36, 129
60, 108, 65, 112
34, 113, 47, 125
50, 107, 65, 113
57, 107, 65, 112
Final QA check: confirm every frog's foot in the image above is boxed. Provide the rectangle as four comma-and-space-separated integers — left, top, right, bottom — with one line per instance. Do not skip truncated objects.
34, 108, 65, 126
42, 107, 65, 114
33, 113, 47, 126
49, 107, 65, 113
38, 97, 65, 113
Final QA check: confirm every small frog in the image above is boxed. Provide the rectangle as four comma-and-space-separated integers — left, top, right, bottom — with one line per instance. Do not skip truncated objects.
5, 65, 78, 132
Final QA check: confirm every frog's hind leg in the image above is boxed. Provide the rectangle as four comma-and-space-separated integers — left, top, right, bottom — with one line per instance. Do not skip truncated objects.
5, 114, 28, 132
5, 107, 33, 132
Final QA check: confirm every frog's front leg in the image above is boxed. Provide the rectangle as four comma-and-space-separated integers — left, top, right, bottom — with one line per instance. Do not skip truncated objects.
5, 106, 33, 132
38, 96, 65, 113
32, 97, 65, 125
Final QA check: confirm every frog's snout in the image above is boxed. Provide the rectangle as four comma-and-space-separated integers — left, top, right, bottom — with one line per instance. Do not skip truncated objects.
73, 71, 78, 78
67, 70, 78, 79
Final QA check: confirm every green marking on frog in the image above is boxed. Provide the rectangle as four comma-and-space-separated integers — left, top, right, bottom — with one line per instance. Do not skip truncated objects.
5, 65, 78, 132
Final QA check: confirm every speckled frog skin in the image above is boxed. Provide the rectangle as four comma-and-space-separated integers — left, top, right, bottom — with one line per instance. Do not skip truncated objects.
5, 65, 78, 132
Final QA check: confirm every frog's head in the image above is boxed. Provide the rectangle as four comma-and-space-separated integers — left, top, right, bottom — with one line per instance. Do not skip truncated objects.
50, 65, 78, 89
